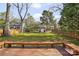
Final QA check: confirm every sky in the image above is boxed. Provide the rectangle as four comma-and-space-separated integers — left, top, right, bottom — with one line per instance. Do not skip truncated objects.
0, 3, 63, 22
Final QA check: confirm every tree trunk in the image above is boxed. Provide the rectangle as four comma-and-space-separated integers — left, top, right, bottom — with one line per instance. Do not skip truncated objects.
3, 3, 11, 36
20, 21, 25, 33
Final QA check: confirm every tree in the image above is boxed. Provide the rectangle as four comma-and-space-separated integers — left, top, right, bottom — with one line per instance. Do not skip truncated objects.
59, 4, 79, 32
49, 4, 63, 30
26, 13, 35, 26
10, 18, 20, 24
25, 13, 39, 32
40, 10, 55, 31
13, 3, 31, 33
0, 12, 6, 26
3, 3, 11, 36
0, 12, 6, 19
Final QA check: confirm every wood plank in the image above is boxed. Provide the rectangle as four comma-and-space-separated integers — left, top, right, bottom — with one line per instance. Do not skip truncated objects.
64, 43, 79, 55
0, 42, 4, 48
4, 41, 64, 48
4, 42, 64, 45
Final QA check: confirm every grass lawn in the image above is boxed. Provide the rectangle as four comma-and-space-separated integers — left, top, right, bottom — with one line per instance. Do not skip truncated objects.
0, 32, 79, 46
16, 32, 56, 36
0, 32, 64, 41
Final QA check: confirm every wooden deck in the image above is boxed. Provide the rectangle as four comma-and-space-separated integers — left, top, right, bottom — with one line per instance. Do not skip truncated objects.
0, 47, 72, 56
0, 41, 79, 56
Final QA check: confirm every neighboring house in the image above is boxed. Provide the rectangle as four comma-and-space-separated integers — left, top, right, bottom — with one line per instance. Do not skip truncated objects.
10, 24, 21, 29
39, 25, 46, 32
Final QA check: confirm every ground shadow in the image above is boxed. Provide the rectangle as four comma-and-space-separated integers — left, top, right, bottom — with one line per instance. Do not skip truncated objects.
55, 46, 73, 56
4, 46, 52, 49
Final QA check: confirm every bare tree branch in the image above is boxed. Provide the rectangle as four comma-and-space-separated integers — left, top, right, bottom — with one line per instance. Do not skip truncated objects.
12, 3, 32, 32
19, 3, 24, 13
13, 3, 31, 22
12, 3, 18, 8
23, 3, 31, 21
15, 3, 23, 21
22, 3, 28, 20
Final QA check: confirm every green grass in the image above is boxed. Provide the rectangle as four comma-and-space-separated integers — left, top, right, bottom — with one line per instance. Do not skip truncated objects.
16, 32, 56, 36
61, 35, 79, 46
0, 32, 79, 46
0, 32, 64, 42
